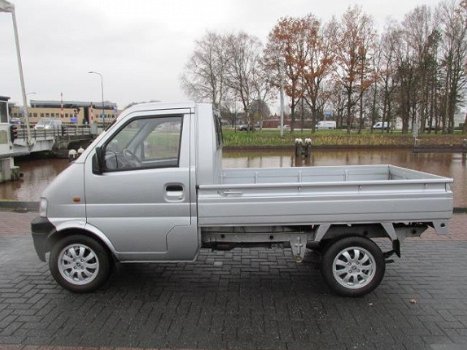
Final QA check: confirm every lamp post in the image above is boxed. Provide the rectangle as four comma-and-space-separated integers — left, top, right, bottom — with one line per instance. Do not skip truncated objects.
22, 91, 36, 122
0, 0, 31, 144
88, 71, 104, 127
278, 61, 285, 138
26, 91, 36, 107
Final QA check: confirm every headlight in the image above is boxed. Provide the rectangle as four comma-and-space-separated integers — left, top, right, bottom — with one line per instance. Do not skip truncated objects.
39, 198, 48, 217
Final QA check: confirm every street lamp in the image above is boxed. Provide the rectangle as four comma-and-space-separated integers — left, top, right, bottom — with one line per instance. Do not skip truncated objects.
88, 71, 105, 127
277, 60, 285, 138
19, 91, 36, 121
0, 0, 31, 144
26, 91, 36, 107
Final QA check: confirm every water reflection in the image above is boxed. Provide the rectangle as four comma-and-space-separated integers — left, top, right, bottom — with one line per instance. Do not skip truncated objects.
0, 157, 70, 201
0, 150, 465, 207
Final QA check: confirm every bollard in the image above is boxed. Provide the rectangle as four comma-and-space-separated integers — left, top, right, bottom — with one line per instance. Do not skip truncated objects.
11, 166, 20, 181
68, 149, 77, 162
294, 138, 313, 158
304, 138, 312, 158
463, 139, 467, 163
77, 147, 85, 155
294, 138, 303, 157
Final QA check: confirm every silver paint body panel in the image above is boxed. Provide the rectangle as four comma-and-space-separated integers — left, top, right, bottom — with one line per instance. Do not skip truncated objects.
198, 165, 453, 228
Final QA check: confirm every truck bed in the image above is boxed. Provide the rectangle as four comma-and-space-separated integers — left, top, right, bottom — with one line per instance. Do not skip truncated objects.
197, 164, 453, 230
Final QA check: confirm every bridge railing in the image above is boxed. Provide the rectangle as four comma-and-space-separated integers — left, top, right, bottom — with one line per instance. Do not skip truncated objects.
16, 126, 92, 140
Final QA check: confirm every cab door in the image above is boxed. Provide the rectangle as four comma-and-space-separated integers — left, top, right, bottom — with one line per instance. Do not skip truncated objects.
84, 110, 197, 261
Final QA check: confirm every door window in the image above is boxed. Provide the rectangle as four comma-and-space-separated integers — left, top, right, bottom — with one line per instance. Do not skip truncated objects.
103, 115, 183, 171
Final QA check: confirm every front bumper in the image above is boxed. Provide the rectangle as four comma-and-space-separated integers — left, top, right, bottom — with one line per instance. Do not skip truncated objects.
31, 217, 55, 262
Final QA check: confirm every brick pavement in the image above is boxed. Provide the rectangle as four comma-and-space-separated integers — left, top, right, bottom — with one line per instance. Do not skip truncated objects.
0, 211, 37, 236
0, 210, 467, 349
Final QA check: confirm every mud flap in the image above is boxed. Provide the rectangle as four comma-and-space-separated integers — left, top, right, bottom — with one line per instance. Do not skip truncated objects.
290, 234, 308, 262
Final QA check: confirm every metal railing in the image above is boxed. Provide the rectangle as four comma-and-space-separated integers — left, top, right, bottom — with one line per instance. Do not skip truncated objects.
16, 125, 92, 140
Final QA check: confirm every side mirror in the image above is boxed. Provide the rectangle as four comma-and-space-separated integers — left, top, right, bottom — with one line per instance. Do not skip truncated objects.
92, 146, 103, 175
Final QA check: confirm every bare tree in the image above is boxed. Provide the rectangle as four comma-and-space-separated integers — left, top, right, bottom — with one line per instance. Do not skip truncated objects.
265, 17, 309, 131
393, 32, 416, 133
335, 6, 375, 133
249, 99, 271, 129
436, 0, 467, 133
401, 5, 436, 134
379, 24, 402, 133
181, 32, 230, 108
251, 61, 275, 129
224, 32, 264, 128
328, 80, 347, 128
368, 37, 383, 133
356, 15, 378, 133
301, 15, 337, 132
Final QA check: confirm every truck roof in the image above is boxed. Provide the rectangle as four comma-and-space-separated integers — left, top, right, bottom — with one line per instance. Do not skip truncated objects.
120, 101, 198, 118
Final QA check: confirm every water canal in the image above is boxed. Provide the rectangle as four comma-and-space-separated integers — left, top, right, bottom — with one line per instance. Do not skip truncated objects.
1, 149, 465, 207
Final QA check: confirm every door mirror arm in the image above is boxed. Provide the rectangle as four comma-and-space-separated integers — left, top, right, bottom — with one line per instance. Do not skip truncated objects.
92, 147, 104, 175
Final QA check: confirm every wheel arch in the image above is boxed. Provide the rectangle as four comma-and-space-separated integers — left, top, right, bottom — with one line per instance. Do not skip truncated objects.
314, 223, 401, 257
47, 225, 118, 262
315, 223, 397, 243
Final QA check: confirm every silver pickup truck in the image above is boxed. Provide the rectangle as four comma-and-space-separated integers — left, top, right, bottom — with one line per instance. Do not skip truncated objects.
31, 102, 453, 296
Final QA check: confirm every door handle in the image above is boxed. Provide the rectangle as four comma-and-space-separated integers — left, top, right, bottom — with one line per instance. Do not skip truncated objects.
166, 185, 183, 192
165, 184, 184, 200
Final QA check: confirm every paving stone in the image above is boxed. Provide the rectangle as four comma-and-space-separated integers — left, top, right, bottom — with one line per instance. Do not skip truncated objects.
1, 213, 467, 349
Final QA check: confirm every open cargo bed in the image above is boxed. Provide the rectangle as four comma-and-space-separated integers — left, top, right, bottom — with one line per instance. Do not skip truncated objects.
198, 164, 453, 230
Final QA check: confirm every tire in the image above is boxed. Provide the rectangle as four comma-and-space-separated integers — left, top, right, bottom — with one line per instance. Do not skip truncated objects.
49, 234, 111, 293
320, 236, 385, 297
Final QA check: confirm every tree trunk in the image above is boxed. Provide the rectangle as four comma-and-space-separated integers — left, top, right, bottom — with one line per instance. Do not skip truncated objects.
358, 89, 364, 134
387, 98, 392, 134
400, 81, 410, 134
290, 98, 296, 132
346, 87, 352, 134
301, 97, 304, 133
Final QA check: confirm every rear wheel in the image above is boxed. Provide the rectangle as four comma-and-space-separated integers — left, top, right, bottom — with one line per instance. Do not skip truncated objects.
320, 236, 385, 297
49, 234, 111, 293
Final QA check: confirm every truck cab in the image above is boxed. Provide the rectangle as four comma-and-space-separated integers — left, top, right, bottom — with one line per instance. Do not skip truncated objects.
32, 102, 217, 289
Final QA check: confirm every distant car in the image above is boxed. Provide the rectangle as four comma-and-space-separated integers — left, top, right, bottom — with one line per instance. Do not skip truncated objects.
9, 117, 22, 126
238, 124, 255, 131
316, 121, 336, 130
34, 118, 63, 130
277, 125, 290, 131
373, 122, 389, 130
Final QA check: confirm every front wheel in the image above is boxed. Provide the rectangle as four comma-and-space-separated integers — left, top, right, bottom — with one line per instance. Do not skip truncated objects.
49, 235, 111, 293
320, 236, 385, 297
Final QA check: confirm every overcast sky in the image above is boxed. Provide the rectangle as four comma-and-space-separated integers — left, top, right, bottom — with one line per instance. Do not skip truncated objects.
1, 0, 443, 109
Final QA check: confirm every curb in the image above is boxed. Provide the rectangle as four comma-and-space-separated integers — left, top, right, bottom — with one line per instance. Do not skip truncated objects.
223, 145, 467, 152
0, 201, 39, 212
223, 145, 414, 151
